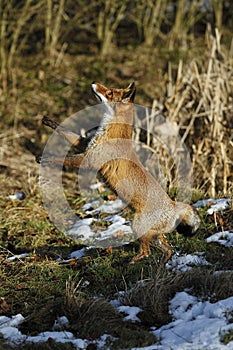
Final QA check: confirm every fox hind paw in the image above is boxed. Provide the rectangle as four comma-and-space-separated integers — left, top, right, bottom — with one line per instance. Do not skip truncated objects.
129, 252, 150, 265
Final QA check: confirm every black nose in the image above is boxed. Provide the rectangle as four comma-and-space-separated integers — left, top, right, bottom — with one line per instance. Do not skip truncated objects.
176, 223, 196, 237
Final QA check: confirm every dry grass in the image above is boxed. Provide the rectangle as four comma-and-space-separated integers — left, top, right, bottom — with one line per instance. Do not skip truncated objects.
64, 275, 157, 348
124, 268, 179, 326
124, 266, 233, 329
132, 30, 232, 198
163, 30, 233, 196
180, 267, 233, 303
19, 275, 156, 348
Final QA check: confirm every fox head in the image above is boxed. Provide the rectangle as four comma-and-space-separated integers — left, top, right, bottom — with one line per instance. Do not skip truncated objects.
176, 203, 201, 237
91, 82, 136, 103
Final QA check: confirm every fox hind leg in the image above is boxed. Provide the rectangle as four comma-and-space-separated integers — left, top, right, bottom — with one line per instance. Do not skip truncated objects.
130, 232, 172, 265
129, 237, 151, 264
153, 234, 172, 264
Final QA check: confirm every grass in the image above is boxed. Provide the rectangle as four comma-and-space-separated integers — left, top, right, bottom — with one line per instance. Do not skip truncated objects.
221, 329, 233, 345
0, 341, 77, 350
0, 116, 232, 348
0, 175, 232, 348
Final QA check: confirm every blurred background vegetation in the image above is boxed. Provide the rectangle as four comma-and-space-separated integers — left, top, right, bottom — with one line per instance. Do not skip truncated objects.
0, 0, 232, 195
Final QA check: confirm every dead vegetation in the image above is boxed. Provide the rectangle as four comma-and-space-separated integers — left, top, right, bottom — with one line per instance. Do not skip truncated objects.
163, 29, 233, 196
134, 41, 232, 205
18, 275, 157, 348
124, 266, 233, 328
137, 29, 233, 197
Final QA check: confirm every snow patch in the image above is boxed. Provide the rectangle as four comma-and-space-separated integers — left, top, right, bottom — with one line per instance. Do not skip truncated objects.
151, 292, 233, 350
53, 316, 69, 330
68, 248, 86, 259
67, 212, 132, 247
6, 253, 29, 262
194, 198, 231, 214
206, 230, 233, 247
68, 218, 94, 239
166, 253, 210, 273
82, 198, 125, 214
117, 305, 142, 322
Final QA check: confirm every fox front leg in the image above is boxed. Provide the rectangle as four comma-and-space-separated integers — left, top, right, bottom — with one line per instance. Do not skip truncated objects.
42, 116, 89, 152
36, 153, 88, 169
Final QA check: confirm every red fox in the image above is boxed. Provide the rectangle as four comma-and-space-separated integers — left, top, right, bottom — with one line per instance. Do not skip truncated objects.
38, 82, 200, 264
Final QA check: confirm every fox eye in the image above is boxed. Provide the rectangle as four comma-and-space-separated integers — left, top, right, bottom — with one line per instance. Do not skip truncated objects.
106, 90, 112, 96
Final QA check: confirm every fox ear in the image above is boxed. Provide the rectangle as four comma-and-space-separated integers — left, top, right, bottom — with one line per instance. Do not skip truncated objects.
123, 81, 136, 102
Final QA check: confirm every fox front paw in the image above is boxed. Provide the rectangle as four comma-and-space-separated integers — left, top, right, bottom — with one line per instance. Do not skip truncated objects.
35, 155, 54, 166
42, 115, 58, 129
35, 155, 42, 164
